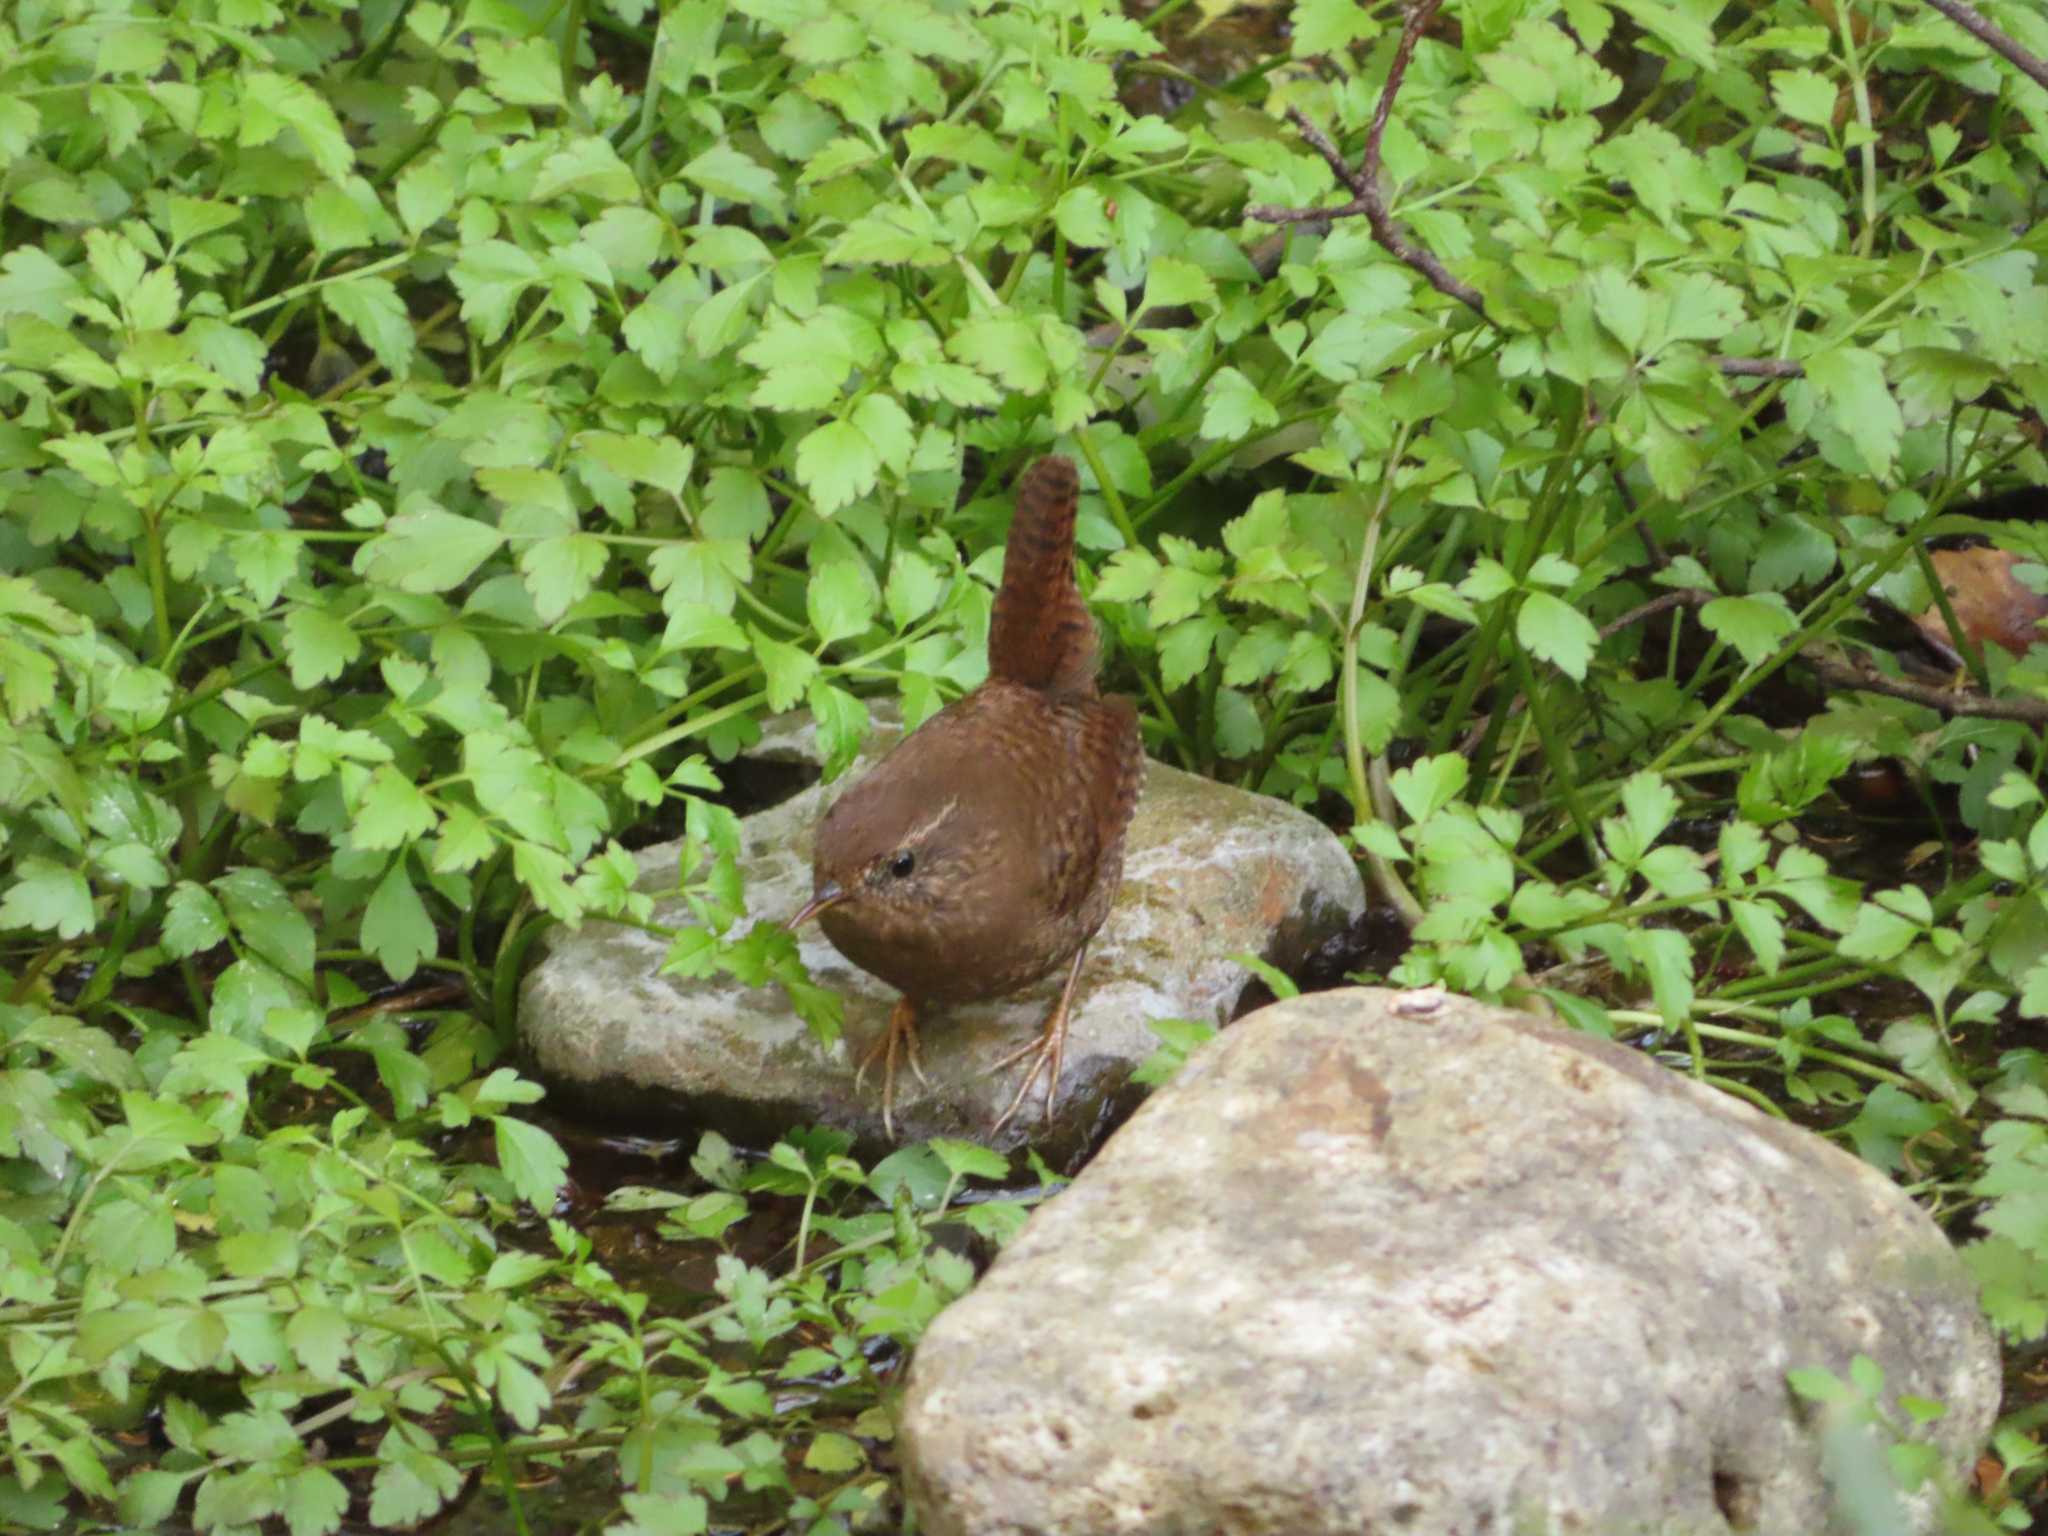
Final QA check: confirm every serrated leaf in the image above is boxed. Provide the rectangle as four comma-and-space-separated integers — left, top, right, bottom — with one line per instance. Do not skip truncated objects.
1803, 346, 1902, 478
283, 606, 361, 688
162, 881, 230, 956
1699, 593, 1796, 668
354, 508, 506, 592
794, 418, 880, 516
324, 277, 415, 379
0, 857, 96, 938
1199, 366, 1280, 441
476, 36, 564, 105
682, 143, 787, 217
1516, 591, 1598, 680
753, 630, 820, 710
494, 1114, 569, 1210
1770, 68, 1837, 127
362, 860, 434, 982
808, 557, 879, 644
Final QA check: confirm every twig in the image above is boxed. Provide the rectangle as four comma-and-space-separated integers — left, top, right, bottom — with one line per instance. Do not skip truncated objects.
332, 981, 467, 1028
1921, 0, 2048, 95
1597, 589, 1714, 641
1713, 356, 1804, 379
1247, 0, 1491, 318
1804, 655, 2048, 722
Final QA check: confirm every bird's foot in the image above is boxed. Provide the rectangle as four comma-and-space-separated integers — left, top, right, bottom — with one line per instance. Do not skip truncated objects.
853, 997, 926, 1138
987, 1021, 1065, 1135
988, 944, 1087, 1136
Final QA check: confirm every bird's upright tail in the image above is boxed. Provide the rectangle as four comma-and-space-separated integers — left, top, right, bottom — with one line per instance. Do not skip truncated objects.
988, 455, 1098, 696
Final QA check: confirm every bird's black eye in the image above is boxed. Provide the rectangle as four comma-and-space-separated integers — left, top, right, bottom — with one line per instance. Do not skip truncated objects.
888, 851, 916, 879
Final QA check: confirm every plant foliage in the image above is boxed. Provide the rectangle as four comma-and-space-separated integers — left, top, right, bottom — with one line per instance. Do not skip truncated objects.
4, 0, 2048, 1524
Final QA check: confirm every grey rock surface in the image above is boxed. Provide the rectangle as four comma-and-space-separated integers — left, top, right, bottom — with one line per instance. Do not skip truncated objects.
520, 713, 1363, 1156
901, 986, 2000, 1536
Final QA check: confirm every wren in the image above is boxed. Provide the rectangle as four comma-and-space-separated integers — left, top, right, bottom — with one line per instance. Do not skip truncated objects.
789, 455, 1144, 1137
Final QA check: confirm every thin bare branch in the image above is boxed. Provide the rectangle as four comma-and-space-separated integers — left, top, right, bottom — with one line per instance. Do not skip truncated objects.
1921, 0, 2048, 95
1597, 589, 1715, 642
1713, 356, 1805, 379
1805, 655, 2048, 723
1247, 0, 1490, 318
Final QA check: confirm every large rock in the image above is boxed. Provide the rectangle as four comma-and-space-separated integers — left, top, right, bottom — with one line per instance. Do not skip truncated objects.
900, 987, 2000, 1536
520, 714, 1363, 1158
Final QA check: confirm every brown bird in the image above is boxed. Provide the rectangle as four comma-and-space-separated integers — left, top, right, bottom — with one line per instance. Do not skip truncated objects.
788, 455, 1144, 1137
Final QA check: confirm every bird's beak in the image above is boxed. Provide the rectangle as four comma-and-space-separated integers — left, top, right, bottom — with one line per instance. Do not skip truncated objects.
788, 881, 847, 929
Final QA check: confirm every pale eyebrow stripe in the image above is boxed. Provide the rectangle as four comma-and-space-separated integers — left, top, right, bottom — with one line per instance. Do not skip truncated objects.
895, 796, 959, 851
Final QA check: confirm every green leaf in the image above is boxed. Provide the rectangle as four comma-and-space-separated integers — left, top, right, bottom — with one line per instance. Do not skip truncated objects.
1628, 926, 1696, 1029
1292, 0, 1381, 54
929, 1138, 1007, 1180
368, 1440, 463, 1527
579, 432, 693, 496
15, 1016, 139, 1087
1159, 615, 1227, 688
0, 857, 95, 939
216, 868, 316, 986
1699, 593, 1796, 669
362, 860, 435, 982
808, 557, 879, 644
1612, 0, 1716, 66
1728, 899, 1786, 974
652, 539, 750, 617
794, 418, 881, 516
450, 239, 541, 342
885, 549, 946, 627
1839, 901, 1920, 963
1054, 186, 1115, 248
1516, 591, 1598, 680
1770, 68, 1837, 127
494, 1114, 570, 1210
613, 1491, 710, 1536
285, 1305, 351, 1380
119, 1471, 191, 1529
355, 766, 438, 850
219, 1228, 301, 1278
803, 1432, 866, 1473
1198, 366, 1280, 441
0, 246, 83, 324
1233, 950, 1300, 999
753, 630, 820, 710
395, 161, 455, 238
324, 277, 416, 379
283, 606, 362, 688
947, 314, 1049, 393
850, 393, 915, 472
476, 36, 564, 106
241, 71, 352, 178
1881, 1019, 1975, 1110
1133, 1016, 1218, 1086
1389, 755, 1469, 822
354, 509, 506, 593
807, 681, 869, 780
1802, 346, 1903, 477
682, 143, 787, 218
1213, 686, 1263, 757
283, 1467, 348, 1536
520, 532, 609, 622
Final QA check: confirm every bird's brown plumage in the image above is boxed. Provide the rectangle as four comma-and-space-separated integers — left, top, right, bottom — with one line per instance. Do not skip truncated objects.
797, 454, 1144, 1131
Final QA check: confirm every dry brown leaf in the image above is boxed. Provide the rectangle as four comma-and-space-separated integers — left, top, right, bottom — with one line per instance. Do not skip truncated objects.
1913, 546, 2048, 661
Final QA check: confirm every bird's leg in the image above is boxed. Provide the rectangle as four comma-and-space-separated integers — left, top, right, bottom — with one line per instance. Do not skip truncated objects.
853, 996, 928, 1138
989, 943, 1088, 1134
